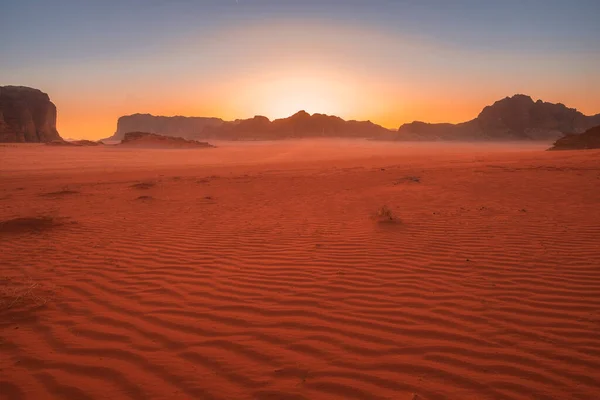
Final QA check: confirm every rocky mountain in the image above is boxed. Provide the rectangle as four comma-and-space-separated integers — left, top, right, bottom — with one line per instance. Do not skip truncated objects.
106, 114, 225, 141
202, 111, 394, 140
0, 86, 62, 142
108, 111, 393, 141
398, 95, 600, 141
548, 125, 600, 150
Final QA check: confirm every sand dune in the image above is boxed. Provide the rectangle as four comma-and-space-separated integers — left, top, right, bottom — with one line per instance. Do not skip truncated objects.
1, 141, 599, 400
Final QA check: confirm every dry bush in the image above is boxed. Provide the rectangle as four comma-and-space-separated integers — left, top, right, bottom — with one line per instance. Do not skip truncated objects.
373, 205, 401, 223
0, 276, 52, 312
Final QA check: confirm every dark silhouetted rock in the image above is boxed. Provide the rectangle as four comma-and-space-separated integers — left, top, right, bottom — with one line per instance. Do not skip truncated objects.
118, 131, 215, 148
397, 95, 600, 141
548, 125, 600, 150
0, 86, 62, 143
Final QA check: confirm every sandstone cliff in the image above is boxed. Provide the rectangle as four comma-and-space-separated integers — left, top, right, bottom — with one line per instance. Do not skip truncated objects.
398, 95, 600, 141
0, 86, 62, 143
107, 114, 225, 141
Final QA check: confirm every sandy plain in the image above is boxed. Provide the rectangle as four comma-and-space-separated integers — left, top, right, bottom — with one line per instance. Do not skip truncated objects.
1, 140, 600, 400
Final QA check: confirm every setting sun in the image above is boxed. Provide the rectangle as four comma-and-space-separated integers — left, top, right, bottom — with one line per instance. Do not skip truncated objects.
232, 66, 362, 121
258, 76, 346, 119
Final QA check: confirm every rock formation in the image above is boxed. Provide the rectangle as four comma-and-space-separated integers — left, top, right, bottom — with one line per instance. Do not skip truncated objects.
117, 131, 214, 148
203, 111, 393, 140
108, 95, 599, 142
397, 95, 600, 141
0, 86, 62, 142
548, 125, 600, 150
106, 114, 225, 141
271, 111, 392, 139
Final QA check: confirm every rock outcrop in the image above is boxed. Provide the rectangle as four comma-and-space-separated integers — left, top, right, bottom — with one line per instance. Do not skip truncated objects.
117, 131, 214, 148
0, 86, 62, 143
548, 125, 600, 150
106, 114, 225, 141
397, 95, 600, 141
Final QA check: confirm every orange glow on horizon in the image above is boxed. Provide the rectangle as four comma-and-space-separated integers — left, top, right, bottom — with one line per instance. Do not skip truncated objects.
55, 90, 600, 140
41, 18, 599, 140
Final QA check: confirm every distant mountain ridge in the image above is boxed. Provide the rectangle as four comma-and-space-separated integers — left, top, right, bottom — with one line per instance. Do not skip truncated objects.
106, 94, 600, 142
106, 111, 394, 141
397, 94, 600, 141
204, 111, 394, 140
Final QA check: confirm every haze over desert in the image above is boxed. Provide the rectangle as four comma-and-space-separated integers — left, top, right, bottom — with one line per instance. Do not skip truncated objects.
2, 1, 600, 399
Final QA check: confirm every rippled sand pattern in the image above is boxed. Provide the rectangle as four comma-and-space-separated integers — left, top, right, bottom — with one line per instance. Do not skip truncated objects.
1, 142, 600, 400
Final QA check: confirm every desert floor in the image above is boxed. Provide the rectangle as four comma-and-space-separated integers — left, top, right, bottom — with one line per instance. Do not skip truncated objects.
1, 140, 599, 400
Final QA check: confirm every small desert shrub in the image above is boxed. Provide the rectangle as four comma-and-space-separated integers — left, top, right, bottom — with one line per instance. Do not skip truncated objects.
0, 277, 52, 312
373, 205, 401, 223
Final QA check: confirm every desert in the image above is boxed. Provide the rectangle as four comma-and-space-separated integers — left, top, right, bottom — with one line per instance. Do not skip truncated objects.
2, 139, 600, 400
3, 1, 600, 399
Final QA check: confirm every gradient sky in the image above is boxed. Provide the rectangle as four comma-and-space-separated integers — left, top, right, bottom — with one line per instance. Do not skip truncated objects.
2, 0, 599, 139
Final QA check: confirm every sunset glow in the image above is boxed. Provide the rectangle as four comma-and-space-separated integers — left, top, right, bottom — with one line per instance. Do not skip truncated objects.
2, 1, 599, 139
254, 76, 350, 120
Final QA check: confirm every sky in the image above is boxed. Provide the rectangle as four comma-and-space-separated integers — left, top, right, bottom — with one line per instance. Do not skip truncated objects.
1, 0, 599, 139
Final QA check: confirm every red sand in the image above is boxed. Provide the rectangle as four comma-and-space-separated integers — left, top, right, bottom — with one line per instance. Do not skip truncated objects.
1, 140, 600, 400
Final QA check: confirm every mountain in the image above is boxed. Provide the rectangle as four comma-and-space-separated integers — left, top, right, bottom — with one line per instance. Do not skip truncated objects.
397, 95, 600, 141
202, 111, 394, 140
0, 86, 62, 142
106, 114, 225, 141
548, 125, 600, 150
107, 111, 394, 141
